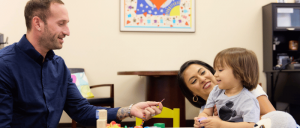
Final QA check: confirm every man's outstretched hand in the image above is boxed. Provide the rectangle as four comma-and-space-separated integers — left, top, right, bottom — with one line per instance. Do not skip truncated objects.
131, 101, 163, 120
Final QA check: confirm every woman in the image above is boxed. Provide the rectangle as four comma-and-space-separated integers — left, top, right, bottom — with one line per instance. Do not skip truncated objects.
177, 60, 275, 119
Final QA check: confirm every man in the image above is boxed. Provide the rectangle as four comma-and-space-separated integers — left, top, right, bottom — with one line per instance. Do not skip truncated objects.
0, 0, 163, 127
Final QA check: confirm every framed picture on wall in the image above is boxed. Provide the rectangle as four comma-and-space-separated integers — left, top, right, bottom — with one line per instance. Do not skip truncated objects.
120, 0, 195, 32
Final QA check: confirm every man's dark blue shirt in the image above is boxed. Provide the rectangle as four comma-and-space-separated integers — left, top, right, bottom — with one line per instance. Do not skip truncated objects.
0, 35, 119, 128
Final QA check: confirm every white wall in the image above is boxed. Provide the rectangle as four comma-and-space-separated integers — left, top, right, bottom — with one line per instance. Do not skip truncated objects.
0, 0, 279, 123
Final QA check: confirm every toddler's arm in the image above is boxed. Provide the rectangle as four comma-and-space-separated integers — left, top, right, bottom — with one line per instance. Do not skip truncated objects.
198, 107, 213, 118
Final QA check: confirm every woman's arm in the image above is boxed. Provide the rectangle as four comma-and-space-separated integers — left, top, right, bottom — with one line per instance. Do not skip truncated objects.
257, 95, 276, 118
219, 122, 255, 128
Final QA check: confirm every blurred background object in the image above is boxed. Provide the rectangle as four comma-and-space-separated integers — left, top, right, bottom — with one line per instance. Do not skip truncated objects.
0, 33, 8, 50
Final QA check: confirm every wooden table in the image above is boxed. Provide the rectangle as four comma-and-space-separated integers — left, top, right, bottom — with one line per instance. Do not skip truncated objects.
118, 71, 186, 127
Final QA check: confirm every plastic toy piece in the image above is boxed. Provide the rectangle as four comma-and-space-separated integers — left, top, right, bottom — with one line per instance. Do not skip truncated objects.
198, 117, 207, 128
106, 121, 121, 128
154, 123, 165, 128
110, 121, 116, 125
198, 117, 207, 122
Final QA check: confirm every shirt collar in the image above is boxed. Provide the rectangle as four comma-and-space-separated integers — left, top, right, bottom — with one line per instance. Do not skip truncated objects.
17, 34, 55, 63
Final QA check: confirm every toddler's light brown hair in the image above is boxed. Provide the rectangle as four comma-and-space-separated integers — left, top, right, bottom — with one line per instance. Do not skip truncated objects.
213, 47, 259, 91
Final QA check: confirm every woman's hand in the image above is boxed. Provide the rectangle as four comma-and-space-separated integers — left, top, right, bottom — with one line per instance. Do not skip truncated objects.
200, 116, 223, 128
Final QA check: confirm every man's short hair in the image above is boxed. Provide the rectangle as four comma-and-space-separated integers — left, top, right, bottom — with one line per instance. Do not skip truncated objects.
24, 0, 64, 31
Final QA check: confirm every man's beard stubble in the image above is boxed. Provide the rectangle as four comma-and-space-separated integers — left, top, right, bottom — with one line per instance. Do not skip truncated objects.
39, 26, 60, 50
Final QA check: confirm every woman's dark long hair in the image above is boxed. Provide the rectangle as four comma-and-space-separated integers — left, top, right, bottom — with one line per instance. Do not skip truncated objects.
177, 60, 216, 108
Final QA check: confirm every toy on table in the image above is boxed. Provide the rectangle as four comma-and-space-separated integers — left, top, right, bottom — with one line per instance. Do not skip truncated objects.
144, 126, 161, 128
198, 117, 207, 128
106, 121, 121, 128
140, 98, 165, 126
96, 110, 121, 128
253, 111, 297, 128
96, 109, 107, 128
198, 117, 207, 122
154, 123, 165, 128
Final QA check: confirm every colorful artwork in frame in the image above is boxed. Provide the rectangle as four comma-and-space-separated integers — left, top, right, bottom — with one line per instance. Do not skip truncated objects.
120, 0, 195, 32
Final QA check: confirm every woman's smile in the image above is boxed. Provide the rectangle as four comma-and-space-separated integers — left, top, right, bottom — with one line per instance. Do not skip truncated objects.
203, 81, 211, 89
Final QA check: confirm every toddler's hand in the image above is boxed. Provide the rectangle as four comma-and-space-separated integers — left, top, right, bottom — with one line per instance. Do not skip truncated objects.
198, 117, 208, 122
194, 117, 207, 128
200, 116, 222, 128
194, 117, 202, 128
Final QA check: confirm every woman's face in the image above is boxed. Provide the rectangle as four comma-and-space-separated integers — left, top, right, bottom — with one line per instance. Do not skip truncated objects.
183, 64, 217, 100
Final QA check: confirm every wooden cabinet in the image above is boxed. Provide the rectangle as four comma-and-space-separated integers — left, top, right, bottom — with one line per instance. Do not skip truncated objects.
263, 3, 300, 72
263, 3, 300, 124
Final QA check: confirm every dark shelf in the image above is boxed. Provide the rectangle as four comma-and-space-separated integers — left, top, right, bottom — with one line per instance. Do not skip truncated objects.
274, 28, 300, 31
265, 69, 300, 72
273, 50, 300, 52
263, 3, 300, 124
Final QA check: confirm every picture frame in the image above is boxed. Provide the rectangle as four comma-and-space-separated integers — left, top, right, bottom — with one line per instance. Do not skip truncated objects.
120, 0, 195, 32
277, 0, 286, 3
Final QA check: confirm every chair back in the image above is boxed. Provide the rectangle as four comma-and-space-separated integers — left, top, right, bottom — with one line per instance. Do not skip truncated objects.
68, 68, 114, 128
69, 68, 84, 74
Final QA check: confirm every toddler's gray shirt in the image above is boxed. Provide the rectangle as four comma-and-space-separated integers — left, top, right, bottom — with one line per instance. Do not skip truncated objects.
205, 85, 260, 123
